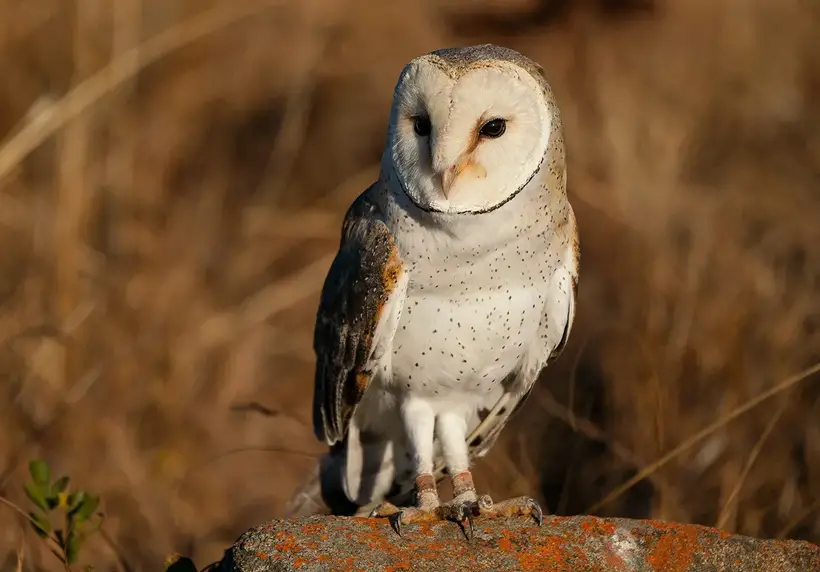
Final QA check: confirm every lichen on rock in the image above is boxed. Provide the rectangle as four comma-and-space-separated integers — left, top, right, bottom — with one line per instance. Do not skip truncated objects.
215, 514, 820, 571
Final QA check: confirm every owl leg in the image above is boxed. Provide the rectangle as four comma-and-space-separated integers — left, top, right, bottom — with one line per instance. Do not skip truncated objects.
369, 398, 443, 535
434, 413, 543, 538
368, 473, 442, 534
435, 412, 481, 536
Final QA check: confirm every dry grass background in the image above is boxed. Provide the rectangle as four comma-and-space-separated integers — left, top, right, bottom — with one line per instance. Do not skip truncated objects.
1, 0, 819, 569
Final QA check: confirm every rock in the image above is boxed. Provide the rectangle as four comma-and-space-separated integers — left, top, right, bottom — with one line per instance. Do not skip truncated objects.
215, 514, 820, 571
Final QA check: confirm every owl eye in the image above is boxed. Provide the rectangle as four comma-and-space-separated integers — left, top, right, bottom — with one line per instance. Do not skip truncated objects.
479, 118, 506, 138
413, 115, 432, 137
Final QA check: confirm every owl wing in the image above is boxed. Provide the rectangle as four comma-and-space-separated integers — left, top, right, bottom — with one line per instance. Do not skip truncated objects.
313, 184, 408, 446
464, 205, 580, 462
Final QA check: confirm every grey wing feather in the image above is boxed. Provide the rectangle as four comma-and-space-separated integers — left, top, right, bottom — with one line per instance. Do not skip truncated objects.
313, 186, 407, 445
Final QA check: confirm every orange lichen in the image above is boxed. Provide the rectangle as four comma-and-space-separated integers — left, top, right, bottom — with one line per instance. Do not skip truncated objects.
516, 536, 575, 571
580, 519, 596, 534
600, 521, 617, 535
273, 530, 301, 554
580, 516, 617, 536
498, 536, 514, 552
300, 523, 324, 536
645, 523, 699, 572
229, 515, 820, 571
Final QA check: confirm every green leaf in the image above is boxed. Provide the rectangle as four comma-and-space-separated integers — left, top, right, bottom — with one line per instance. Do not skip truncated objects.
74, 494, 99, 522
28, 460, 50, 487
24, 482, 49, 512
68, 491, 86, 512
28, 511, 51, 538
65, 529, 83, 564
51, 476, 70, 495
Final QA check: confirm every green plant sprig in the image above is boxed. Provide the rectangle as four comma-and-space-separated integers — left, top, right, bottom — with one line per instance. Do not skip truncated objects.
23, 459, 103, 570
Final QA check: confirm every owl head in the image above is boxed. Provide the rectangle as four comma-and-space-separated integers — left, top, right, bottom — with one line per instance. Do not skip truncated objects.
383, 44, 563, 215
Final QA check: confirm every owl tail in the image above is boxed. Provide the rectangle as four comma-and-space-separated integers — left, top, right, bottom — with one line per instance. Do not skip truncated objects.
284, 449, 361, 518
283, 461, 326, 518
285, 419, 404, 517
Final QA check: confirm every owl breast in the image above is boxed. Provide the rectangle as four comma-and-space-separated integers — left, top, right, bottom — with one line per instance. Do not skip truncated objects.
386, 234, 554, 406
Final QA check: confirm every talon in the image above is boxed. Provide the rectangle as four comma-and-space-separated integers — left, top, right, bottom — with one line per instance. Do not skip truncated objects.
436, 498, 478, 540
451, 504, 474, 541
388, 511, 403, 536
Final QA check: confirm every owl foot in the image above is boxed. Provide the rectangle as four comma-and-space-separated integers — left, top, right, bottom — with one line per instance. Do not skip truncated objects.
369, 501, 441, 536
437, 497, 479, 539
436, 495, 543, 540
473, 494, 544, 526
369, 473, 444, 536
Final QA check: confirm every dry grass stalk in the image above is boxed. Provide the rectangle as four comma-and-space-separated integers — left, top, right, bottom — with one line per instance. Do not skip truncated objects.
0, 0, 818, 569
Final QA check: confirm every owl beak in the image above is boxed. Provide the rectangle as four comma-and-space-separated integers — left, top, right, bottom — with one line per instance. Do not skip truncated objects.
440, 161, 469, 199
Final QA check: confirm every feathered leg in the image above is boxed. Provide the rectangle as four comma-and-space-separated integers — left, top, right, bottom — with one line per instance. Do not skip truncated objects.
436, 411, 543, 538
369, 398, 444, 533
370, 404, 543, 537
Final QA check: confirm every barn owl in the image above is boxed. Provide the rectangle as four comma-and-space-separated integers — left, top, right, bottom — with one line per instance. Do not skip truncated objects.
295, 44, 578, 536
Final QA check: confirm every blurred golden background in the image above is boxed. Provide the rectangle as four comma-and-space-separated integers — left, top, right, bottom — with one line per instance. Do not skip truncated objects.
1, 0, 819, 569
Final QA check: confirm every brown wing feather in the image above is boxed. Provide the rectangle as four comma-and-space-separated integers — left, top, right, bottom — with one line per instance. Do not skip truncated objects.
313, 186, 405, 445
